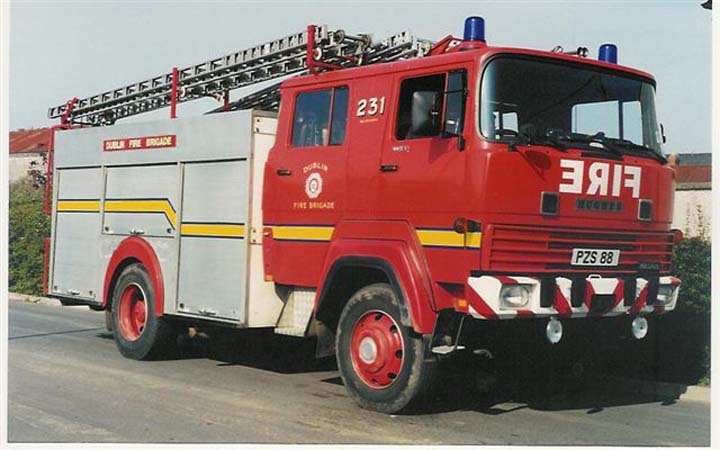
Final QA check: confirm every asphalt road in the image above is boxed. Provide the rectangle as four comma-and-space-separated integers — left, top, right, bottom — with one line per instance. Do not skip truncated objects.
8, 300, 711, 445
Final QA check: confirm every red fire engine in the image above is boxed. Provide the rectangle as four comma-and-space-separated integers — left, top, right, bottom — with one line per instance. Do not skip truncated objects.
45, 17, 682, 413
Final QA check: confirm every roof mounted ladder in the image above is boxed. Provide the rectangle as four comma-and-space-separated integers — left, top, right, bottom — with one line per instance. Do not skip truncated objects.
48, 25, 432, 126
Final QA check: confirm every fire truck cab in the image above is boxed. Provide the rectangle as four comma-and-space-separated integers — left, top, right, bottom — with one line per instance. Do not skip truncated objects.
46, 17, 682, 413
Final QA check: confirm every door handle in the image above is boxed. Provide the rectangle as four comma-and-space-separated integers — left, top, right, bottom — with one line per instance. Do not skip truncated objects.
380, 164, 398, 172
276, 169, 292, 176
129, 228, 145, 235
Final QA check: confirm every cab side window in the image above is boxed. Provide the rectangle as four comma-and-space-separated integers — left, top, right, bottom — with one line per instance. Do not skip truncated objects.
444, 70, 467, 136
292, 90, 330, 147
396, 74, 446, 140
291, 87, 349, 147
329, 87, 349, 145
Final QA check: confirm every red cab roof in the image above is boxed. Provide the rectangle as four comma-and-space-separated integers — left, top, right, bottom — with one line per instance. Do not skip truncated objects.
283, 44, 655, 89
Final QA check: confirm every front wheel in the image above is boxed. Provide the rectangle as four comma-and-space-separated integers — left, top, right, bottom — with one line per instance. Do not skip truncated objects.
336, 283, 435, 414
111, 263, 175, 360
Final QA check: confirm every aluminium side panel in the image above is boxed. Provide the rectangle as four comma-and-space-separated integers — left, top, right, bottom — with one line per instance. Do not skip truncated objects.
52, 111, 255, 319
246, 114, 284, 327
54, 112, 253, 169
50, 167, 104, 303
176, 160, 249, 322
104, 164, 180, 238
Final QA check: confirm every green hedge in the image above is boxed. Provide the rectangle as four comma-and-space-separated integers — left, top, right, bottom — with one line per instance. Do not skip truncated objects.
656, 236, 712, 384
8, 179, 50, 295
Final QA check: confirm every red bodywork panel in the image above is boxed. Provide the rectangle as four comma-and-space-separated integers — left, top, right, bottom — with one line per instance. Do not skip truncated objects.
315, 220, 438, 333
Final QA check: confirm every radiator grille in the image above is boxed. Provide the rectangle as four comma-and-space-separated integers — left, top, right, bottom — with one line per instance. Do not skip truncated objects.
482, 224, 674, 273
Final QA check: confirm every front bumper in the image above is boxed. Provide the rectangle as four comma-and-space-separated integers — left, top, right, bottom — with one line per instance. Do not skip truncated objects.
463, 274, 680, 319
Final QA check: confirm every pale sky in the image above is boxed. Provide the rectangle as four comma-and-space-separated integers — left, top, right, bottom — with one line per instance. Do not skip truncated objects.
9, 0, 712, 153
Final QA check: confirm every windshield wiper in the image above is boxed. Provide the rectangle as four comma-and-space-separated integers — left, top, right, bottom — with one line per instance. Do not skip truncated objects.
567, 132, 666, 163
572, 132, 625, 158
536, 131, 625, 158
603, 137, 667, 163
505, 127, 569, 152
504, 129, 664, 163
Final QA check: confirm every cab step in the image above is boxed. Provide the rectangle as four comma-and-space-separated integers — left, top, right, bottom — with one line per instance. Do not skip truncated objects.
431, 344, 466, 355
274, 288, 315, 337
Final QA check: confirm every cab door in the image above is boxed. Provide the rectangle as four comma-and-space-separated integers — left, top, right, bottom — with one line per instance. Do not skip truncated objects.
378, 69, 469, 215
264, 85, 350, 285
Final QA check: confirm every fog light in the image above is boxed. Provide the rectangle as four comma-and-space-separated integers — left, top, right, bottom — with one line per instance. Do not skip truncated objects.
656, 285, 676, 306
500, 285, 530, 308
546, 317, 563, 344
631, 316, 648, 340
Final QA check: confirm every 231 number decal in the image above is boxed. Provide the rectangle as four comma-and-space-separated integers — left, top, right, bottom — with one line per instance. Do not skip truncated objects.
356, 97, 386, 117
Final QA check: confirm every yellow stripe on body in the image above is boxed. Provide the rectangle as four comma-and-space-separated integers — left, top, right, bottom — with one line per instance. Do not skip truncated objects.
265, 225, 481, 248
57, 200, 101, 212
271, 226, 334, 241
180, 223, 245, 238
416, 229, 465, 248
465, 232, 482, 249
416, 229, 483, 249
104, 199, 177, 227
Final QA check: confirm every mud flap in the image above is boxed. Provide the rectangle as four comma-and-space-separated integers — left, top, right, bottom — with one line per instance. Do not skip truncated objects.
315, 322, 336, 358
105, 310, 113, 332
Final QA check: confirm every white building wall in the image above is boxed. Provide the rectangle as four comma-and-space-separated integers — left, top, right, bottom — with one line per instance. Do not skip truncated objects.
9, 153, 45, 183
672, 188, 712, 238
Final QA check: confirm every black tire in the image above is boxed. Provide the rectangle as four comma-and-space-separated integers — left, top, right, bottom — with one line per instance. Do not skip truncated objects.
111, 263, 175, 360
336, 283, 435, 414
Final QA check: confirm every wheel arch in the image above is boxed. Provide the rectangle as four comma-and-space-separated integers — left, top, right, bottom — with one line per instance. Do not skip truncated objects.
315, 256, 412, 333
314, 222, 437, 335
103, 236, 165, 317
104, 257, 139, 310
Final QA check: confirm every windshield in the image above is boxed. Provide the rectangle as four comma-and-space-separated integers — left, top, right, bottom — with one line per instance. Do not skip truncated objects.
480, 56, 662, 155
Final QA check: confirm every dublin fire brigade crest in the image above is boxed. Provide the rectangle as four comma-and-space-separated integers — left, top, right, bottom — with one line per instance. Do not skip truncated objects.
305, 172, 323, 199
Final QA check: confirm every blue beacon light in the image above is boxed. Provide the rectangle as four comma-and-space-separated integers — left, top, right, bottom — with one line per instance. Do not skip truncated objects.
463, 16, 485, 42
598, 44, 618, 64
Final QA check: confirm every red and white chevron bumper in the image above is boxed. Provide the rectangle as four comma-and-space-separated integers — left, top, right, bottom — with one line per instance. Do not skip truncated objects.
463, 275, 681, 320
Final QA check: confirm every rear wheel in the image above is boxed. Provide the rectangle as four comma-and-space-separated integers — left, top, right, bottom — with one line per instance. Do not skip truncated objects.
111, 263, 175, 360
336, 283, 435, 413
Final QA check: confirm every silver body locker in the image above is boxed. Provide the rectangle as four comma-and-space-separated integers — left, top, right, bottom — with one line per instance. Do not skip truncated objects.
177, 160, 249, 321
104, 165, 179, 237
50, 110, 281, 327
50, 167, 103, 302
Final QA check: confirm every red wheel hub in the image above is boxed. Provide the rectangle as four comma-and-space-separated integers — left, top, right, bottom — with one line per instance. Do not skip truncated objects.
350, 310, 404, 389
118, 284, 147, 341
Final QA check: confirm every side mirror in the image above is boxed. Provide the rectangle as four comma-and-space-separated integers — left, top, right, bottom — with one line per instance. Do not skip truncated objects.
660, 123, 667, 144
409, 91, 439, 137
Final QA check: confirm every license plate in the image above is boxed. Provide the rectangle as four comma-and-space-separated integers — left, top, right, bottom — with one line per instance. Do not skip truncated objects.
571, 248, 620, 266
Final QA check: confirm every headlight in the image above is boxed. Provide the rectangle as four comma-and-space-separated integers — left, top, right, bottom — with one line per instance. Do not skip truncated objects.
500, 285, 531, 308
656, 285, 676, 305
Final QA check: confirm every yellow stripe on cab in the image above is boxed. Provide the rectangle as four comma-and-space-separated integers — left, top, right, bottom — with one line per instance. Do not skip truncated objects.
271, 225, 334, 241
